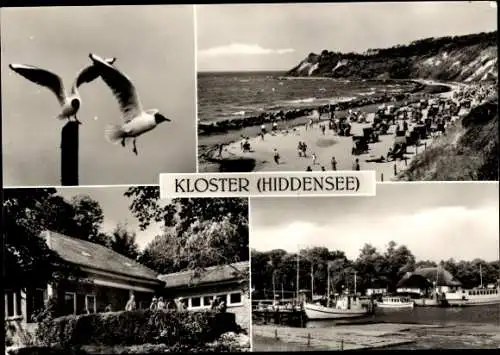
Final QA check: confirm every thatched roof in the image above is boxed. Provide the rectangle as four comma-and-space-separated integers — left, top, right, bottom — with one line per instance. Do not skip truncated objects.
397, 267, 462, 288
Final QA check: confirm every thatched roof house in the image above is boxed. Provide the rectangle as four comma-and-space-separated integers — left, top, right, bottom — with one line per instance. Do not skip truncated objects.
397, 267, 462, 289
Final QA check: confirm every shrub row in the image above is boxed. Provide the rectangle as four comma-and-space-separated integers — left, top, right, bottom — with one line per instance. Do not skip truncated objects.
36, 309, 237, 348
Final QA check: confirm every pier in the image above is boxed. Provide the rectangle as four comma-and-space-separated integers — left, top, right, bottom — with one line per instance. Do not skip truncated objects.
252, 309, 307, 327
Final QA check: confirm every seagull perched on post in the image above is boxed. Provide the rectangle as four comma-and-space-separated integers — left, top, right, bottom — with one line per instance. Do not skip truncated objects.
88, 53, 171, 155
8, 58, 117, 124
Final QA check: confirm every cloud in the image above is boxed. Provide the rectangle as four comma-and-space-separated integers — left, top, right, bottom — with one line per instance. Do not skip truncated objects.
251, 205, 499, 262
198, 43, 295, 58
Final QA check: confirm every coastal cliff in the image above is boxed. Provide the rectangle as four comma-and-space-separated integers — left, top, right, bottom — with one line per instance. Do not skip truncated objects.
287, 31, 498, 82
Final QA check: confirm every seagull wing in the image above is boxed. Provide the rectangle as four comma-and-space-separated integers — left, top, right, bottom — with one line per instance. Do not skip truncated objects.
71, 57, 117, 94
89, 53, 143, 121
9, 63, 66, 106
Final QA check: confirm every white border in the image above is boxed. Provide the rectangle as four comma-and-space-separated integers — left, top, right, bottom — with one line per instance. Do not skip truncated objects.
247, 196, 253, 352
194, 4, 200, 174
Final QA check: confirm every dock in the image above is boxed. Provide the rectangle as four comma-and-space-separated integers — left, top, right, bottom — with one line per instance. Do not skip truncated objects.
252, 323, 444, 350
252, 309, 307, 327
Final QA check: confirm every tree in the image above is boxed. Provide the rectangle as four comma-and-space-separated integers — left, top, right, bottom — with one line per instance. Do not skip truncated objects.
3, 188, 81, 291
125, 187, 248, 275
109, 223, 139, 260
69, 195, 107, 245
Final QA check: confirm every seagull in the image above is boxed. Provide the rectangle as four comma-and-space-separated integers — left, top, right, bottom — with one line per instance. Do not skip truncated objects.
88, 53, 171, 155
9, 57, 117, 124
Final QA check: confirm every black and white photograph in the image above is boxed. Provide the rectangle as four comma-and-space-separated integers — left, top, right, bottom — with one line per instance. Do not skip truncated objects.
4, 187, 250, 353
196, 2, 498, 181
250, 182, 500, 350
1, 5, 197, 187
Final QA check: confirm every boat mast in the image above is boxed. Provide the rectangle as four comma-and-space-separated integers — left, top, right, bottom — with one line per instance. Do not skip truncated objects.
296, 253, 300, 300
480, 264, 483, 288
327, 263, 331, 304
311, 262, 314, 299
272, 270, 276, 302
354, 271, 357, 295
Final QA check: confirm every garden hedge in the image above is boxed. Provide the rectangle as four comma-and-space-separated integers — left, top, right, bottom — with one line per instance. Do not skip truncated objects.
36, 309, 237, 347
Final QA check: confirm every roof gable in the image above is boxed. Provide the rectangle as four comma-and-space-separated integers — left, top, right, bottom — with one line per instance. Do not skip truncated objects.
43, 230, 159, 283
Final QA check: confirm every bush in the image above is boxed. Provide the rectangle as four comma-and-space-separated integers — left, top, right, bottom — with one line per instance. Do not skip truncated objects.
36, 309, 237, 348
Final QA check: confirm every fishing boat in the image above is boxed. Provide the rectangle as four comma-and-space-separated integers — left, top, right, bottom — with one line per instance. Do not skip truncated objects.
304, 295, 372, 319
303, 263, 373, 320
376, 296, 414, 309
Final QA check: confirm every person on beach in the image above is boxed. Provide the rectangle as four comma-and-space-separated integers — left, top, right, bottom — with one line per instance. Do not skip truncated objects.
261, 124, 266, 137
273, 149, 280, 164
298, 142, 304, 157
272, 121, 278, 132
302, 142, 308, 157
321, 124, 326, 135
353, 158, 360, 171
306, 166, 312, 171
331, 156, 337, 171
312, 153, 317, 165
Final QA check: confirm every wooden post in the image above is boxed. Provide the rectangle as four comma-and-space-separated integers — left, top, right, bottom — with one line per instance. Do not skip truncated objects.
340, 339, 344, 351
275, 328, 278, 340
307, 333, 311, 346
61, 121, 79, 186
424, 142, 427, 150
381, 173, 384, 182
415, 144, 418, 155
393, 163, 397, 176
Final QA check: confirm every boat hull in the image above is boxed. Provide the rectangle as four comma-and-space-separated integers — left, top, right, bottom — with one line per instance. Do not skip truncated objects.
376, 302, 414, 309
413, 298, 443, 307
446, 298, 500, 307
304, 303, 370, 320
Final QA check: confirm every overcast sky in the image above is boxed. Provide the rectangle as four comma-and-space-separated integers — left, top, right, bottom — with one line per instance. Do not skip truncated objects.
197, 1, 498, 71
250, 183, 499, 262
57, 186, 168, 250
2, 5, 196, 186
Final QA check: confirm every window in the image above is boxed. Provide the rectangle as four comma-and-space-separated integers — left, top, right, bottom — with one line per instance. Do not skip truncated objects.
203, 296, 213, 307
64, 293, 76, 315
229, 292, 242, 305
190, 297, 201, 308
5, 291, 22, 318
86, 295, 96, 314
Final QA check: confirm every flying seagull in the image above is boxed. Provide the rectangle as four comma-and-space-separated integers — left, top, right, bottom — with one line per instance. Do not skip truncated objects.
88, 53, 171, 156
9, 57, 117, 124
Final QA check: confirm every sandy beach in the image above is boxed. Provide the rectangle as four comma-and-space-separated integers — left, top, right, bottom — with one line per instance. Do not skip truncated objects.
199, 81, 466, 181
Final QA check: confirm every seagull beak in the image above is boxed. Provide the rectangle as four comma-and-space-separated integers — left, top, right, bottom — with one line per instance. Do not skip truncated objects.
155, 113, 171, 123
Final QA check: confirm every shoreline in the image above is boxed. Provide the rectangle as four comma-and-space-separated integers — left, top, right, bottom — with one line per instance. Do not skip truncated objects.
198, 79, 458, 175
198, 79, 435, 135
252, 322, 500, 351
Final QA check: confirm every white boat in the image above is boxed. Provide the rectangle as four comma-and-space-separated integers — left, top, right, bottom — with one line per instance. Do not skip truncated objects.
376, 296, 414, 309
304, 295, 372, 320
444, 287, 500, 306
444, 265, 500, 306
303, 262, 372, 320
